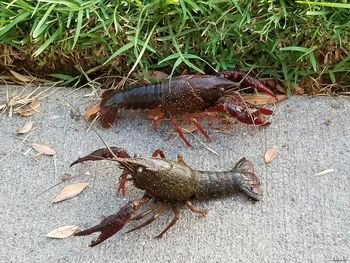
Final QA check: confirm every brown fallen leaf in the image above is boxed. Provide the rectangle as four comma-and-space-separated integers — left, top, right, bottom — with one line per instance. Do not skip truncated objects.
15, 98, 40, 117
291, 84, 305, 95
32, 143, 56, 156
16, 121, 34, 134
146, 70, 169, 81
84, 103, 100, 121
315, 168, 334, 176
9, 69, 33, 83
53, 183, 89, 203
242, 94, 287, 105
47, 225, 79, 239
264, 146, 277, 163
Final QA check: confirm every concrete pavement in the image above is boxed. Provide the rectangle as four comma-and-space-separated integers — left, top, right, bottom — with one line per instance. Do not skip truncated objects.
0, 86, 349, 263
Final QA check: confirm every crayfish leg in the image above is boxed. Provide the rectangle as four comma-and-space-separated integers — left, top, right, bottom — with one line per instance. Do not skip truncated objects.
148, 107, 164, 130
117, 170, 130, 195
171, 118, 192, 147
100, 90, 119, 127
184, 116, 212, 142
130, 202, 159, 221
152, 149, 166, 158
186, 201, 208, 217
154, 205, 180, 239
126, 203, 166, 233
177, 154, 188, 166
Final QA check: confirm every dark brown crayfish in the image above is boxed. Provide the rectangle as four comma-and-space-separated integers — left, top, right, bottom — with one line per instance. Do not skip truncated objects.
71, 147, 262, 247
98, 70, 276, 147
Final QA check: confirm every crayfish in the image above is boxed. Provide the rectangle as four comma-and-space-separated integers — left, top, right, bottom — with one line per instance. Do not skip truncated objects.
97, 70, 276, 147
71, 147, 262, 247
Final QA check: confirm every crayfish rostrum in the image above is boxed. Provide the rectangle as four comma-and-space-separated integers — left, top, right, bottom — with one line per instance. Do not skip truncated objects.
97, 70, 276, 147
71, 147, 262, 247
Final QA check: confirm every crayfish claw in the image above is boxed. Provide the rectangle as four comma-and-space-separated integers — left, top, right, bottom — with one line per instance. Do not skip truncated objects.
75, 194, 151, 246
224, 103, 271, 127
259, 107, 273, 116
70, 147, 130, 167
218, 70, 276, 97
75, 222, 120, 247
75, 202, 134, 246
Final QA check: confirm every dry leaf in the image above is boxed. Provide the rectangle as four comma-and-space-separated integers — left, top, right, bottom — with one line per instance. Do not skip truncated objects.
32, 143, 56, 155
264, 146, 277, 163
315, 169, 334, 176
15, 99, 40, 117
292, 84, 305, 95
146, 71, 169, 81
84, 104, 100, 121
242, 94, 287, 105
47, 225, 79, 239
53, 183, 88, 203
9, 69, 33, 83
16, 121, 34, 134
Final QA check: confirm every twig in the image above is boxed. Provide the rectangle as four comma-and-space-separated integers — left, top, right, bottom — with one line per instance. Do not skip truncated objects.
64, 99, 120, 161
35, 174, 82, 198
36, 99, 120, 197
182, 127, 220, 156
0, 134, 30, 164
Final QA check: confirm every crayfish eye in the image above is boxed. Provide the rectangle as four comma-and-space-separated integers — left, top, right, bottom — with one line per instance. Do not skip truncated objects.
220, 87, 225, 92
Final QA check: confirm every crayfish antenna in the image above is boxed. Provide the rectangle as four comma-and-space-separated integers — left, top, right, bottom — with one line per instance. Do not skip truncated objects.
75, 194, 151, 247
70, 147, 130, 167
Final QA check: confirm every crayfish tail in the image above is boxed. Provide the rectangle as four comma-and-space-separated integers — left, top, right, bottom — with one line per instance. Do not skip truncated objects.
233, 158, 262, 201
100, 90, 118, 128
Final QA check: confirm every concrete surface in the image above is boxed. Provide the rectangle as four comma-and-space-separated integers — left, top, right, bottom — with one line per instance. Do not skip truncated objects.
0, 86, 349, 263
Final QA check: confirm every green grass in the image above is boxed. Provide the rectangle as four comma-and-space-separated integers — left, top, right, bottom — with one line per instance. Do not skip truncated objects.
0, 0, 349, 92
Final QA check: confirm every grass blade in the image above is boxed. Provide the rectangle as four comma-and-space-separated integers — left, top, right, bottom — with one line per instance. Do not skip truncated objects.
32, 3, 56, 38
72, 8, 83, 49
33, 26, 61, 57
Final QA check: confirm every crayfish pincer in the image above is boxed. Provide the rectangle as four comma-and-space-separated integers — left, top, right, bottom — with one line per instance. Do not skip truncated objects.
71, 147, 262, 247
